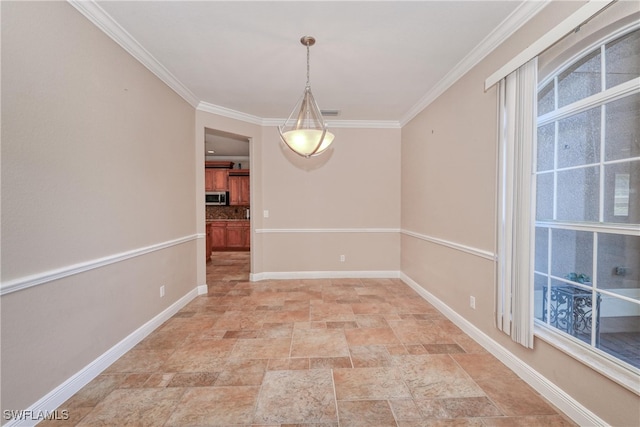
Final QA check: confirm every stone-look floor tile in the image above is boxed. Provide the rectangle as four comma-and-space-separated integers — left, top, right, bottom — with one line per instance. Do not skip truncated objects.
326, 321, 358, 329
37, 407, 93, 427
268, 357, 310, 371
386, 344, 409, 355
118, 373, 151, 388
424, 344, 466, 354
161, 350, 228, 373
212, 310, 265, 330
262, 309, 310, 323
214, 358, 267, 386
355, 314, 390, 328
259, 322, 294, 338
167, 372, 218, 387
62, 374, 127, 408
105, 350, 174, 374
406, 344, 429, 355
398, 419, 485, 427
253, 370, 337, 424
336, 400, 397, 427
344, 327, 400, 346
450, 353, 518, 382
230, 337, 292, 359
350, 345, 392, 367
165, 386, 260, 426
144, 373, 175, 387
475, 377, 556, 416
223, 329, 259, 339
351, 302, 397, 315
389, 399, 424, 421
309, 356, 353, 369
333, 367, 412, 400
413, 398, 449, 418
392, 354, 485, 399
438, 397, 503, 418
77, 388, 184, 426
290, 328, 350, 358
452, 336, 487, 354
310, 301, 356, 322
158, 317, 216, 334
135, 330, 188, 350
482, 415, 578, 426
388, 319, 450, 344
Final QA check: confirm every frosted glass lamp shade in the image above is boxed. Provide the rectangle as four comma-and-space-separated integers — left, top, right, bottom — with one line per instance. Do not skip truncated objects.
281, 129, 335, 158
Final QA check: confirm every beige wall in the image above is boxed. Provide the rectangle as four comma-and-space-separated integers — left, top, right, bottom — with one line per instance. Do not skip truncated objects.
1, 1, 197, 414
401, 1, 640, 426
259, 126, 401, 275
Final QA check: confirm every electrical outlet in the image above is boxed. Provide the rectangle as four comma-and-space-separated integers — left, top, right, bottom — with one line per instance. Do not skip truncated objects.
160, 285, 165, 298
263, 210, 269, 218
469, 296, 476, 309
340, 254, 346, 262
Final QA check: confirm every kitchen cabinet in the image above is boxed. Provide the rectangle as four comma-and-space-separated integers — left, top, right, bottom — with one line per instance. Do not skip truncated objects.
226, 221, 250, 250
209, 220, 249, 251
228, 172, 250, 206
205, 168, 229, 191
210, 221, 228, 250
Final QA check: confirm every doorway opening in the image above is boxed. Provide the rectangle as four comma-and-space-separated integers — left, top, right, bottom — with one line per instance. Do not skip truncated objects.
204, 128, 251, 263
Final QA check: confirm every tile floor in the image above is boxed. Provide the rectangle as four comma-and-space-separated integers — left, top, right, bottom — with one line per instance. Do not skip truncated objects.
42, 251, 576, 426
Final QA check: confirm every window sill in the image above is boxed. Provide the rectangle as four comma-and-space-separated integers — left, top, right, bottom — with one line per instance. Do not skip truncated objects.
534, 322, 640, 396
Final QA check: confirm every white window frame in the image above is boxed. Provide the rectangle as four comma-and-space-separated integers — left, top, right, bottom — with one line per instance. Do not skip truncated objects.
533, 26, 640, 394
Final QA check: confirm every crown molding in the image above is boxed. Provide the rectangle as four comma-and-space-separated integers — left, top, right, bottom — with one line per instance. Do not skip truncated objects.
261, 118, 401, 129
69, 0, 548, 129
196, 102, 264, 126
67, 0, 200, 108
400, 0, 550, 126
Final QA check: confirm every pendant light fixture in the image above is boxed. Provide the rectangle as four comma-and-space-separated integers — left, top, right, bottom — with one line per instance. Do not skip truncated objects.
278, 36, 335, 158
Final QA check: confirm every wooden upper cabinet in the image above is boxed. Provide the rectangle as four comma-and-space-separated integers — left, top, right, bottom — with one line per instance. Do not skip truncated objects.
228, 173, 250, 205
205, 168, 229, 191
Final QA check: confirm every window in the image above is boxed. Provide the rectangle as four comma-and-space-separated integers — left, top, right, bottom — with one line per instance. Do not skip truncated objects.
533, 28, 639, 370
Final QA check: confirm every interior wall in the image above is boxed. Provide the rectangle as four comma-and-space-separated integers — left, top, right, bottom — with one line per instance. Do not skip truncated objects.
400, 1, 639, 426
259, 126, 401, 275
1, 1, 197, 414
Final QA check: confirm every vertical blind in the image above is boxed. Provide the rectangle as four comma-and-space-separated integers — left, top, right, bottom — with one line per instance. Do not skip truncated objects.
496, 58, 538, 348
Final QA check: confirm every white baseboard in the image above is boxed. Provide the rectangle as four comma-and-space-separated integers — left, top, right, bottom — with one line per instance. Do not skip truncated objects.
250, 270, 400, 282
400, 272, 607, 427
3, 286, 201, 427
197, 284, 208, 295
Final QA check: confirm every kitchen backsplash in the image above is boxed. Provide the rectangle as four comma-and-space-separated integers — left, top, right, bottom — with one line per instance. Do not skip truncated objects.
206, 205, 250, 220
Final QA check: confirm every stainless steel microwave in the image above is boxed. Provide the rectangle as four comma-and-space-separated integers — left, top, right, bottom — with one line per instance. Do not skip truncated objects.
205, 191, 228, 206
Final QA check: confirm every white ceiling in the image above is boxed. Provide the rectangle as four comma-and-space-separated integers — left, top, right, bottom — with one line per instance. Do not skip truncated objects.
77, 1, 545, 154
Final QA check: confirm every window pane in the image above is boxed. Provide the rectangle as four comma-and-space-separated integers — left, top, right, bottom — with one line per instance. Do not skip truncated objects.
535, 227, 549, 273
605, 29, 640, 89
604, 160, 640, 224
536, 172, 554, 220
557, 49, 602, 108
557, 107, 601, 168
551, 229, 593, 283
597, 233, 640, 298
605, 93, 640, 161
556, 167, 600, 222
538, 81, 555, 116
598, 294, 640, 368
545, 280, 594, 345
537, 123, 555, 171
